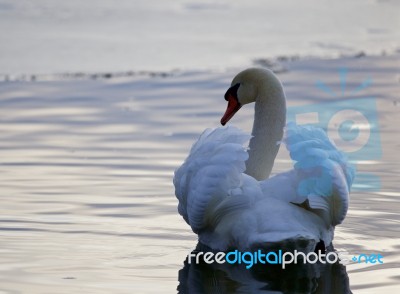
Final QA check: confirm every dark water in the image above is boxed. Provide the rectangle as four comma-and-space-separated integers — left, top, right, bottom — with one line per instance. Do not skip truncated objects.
0, 55, 399, 293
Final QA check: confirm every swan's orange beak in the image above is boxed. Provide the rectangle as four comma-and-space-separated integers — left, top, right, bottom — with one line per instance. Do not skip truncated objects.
221, 96, 241, 125
221, 83, 241, 126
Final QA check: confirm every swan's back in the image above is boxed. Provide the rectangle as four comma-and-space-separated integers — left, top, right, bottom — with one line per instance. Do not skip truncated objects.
174, 123, 355, 251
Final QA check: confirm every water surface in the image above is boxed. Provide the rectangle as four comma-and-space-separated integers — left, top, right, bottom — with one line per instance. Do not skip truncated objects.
0, 55, 399, 293
0, 0, 399, 74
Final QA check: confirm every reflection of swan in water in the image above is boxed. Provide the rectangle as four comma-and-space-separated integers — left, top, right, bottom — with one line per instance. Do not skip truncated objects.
174, 68, 355, 252
178, 244, 352, 294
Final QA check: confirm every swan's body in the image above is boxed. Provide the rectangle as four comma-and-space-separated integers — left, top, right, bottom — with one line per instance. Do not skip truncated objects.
174, 68, 355, 252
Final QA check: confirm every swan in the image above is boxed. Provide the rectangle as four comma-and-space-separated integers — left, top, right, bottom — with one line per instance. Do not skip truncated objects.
174, 68, 355, 253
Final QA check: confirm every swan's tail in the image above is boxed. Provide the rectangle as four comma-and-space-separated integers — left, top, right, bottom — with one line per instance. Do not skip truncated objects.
174, 126, 251, 233
284, 122, 356, 226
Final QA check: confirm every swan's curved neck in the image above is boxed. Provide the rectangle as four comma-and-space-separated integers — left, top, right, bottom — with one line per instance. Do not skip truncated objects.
245, 82, 286, 181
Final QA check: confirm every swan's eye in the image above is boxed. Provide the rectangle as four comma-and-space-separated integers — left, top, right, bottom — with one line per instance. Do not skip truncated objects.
224, 83, 240, 101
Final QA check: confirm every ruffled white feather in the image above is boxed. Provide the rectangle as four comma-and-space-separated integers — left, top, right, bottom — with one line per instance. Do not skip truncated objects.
174, 123, 355, 251
174, 126, 251, 233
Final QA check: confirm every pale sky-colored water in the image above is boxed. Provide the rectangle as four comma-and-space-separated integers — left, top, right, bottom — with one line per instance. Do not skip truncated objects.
0, 54, 399, 292
0, 0, 399, 74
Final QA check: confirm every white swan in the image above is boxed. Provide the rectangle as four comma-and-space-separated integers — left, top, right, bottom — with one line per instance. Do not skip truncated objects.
174, 68, 355, 252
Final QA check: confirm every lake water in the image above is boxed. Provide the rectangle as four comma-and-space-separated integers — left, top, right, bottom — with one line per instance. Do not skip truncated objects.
0, 54, 399, 293
0, 0, 399, 75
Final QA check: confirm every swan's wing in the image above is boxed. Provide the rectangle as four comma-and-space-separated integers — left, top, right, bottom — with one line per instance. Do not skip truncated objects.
283, 122, 356, 226
174, 126, 253, 233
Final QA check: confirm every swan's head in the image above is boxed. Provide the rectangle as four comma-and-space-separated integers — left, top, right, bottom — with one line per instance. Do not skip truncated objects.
221, 68, 284, 125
